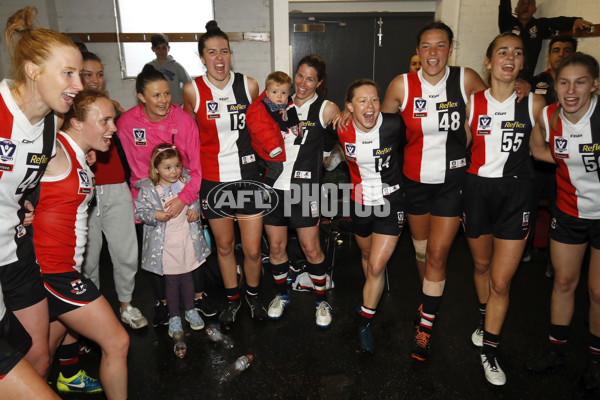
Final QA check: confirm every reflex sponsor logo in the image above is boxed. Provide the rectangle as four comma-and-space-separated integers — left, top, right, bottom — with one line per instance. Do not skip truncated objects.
436, 100, 460, 110
26, 153, 49, 167
227, 103, 247, 112
373, 146, 392, 156
501, 121, 528, 130
579, 143, 600, 153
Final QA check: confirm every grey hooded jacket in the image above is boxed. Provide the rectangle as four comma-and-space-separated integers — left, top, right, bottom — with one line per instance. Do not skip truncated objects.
134, 172, 210, 275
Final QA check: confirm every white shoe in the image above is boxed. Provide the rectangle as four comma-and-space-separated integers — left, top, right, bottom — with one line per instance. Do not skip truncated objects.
480, 353, 506, 386
267, 294, 290, 320
120, 305, 148, 329
471, 326, 483, 347
315, 301, 332, 328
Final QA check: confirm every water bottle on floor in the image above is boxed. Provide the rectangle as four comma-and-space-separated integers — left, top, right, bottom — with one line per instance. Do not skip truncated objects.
206, 327, 234, 349
173, 337, 187, 358
220, 355, 253, 384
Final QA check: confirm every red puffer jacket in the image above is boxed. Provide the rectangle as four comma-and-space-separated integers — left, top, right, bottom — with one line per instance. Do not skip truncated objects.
246, 90, 286, 162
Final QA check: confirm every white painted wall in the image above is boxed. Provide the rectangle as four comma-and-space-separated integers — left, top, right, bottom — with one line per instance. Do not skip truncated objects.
440, 0, 600, 78
1, 0, 599, 110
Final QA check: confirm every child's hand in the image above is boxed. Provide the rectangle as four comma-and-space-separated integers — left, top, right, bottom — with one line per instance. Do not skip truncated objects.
186, 209, 199, 222
155, 210, 171, 222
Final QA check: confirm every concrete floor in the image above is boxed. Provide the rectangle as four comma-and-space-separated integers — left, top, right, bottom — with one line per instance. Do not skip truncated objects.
50, 226, 598, 400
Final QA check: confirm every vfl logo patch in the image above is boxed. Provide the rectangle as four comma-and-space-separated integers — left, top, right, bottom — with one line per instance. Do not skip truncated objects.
16, 224, 26, 238
310, 200, 319, 217
554, 136, 569, 158
550, 217, 557, 230
133, 129, 146, 146
206, 101, 220, 119
397, 211, 405, 225
293, 170, 312, 179
70, 279, 87, 295
241, 154, 256, 164
78, 169, 93, 194
477, 115, 492, 135
0, 139, 17, 171
201, 199, 209, 210
449, 158, 467, 169
413, 98, 427, 118
344, 143, 356, 159
522, 211, 530, 227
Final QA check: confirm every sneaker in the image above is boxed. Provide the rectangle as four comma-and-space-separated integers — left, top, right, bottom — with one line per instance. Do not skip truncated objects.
315, 301, 332, 328
583, 358, 600, 390
185, 309, 205, 330
472, 325, 484, 347
218, 299, 241, 325
358, 323, 375, 353
56, 370, 103, 393
168, 316, 184, 339
481, 353, 506, 386
526, 349, 566, 373
120, 305, 148, 329
413, 304, 423, 332
267, 293, 290, 320
411, 326, 431, 361
245, 295, 268, 321
153, 300, 169, 327
195, 294, 218, 317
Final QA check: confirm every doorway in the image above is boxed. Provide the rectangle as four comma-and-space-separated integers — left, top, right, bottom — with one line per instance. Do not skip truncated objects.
290, 12, 434, 109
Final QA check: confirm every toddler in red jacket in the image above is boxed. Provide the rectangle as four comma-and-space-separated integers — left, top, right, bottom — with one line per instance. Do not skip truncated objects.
247, 71, 301, 187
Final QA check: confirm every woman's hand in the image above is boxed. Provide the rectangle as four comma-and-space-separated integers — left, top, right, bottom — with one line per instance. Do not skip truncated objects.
515, 79, 531, 102
332, 109, 352, 132
186, 209, 199, 223
164, 197, 186, 217
22, 200, 35, 226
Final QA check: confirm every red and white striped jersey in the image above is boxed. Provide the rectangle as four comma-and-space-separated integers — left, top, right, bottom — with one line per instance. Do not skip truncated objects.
33, 132, 94, 274
337, 113, 403, 205
399, 66, 468, 184
543, 95, 600, 219
0, 79, 56, 267
468, 90, 535, 178
193, 72, 259, 182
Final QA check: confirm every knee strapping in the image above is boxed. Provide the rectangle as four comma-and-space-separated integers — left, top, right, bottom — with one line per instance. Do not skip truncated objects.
412, 237, 427, 263
423, 277, 446, 297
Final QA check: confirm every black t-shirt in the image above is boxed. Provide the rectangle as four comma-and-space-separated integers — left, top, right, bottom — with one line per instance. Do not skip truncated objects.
498, 0, 578, 79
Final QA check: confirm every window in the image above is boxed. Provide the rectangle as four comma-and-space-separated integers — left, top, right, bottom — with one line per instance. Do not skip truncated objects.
116, 0, 214, 77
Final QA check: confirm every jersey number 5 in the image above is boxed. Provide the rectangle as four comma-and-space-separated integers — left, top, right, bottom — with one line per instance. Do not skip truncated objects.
582, 154, 600, 173
501, 131, 524, 152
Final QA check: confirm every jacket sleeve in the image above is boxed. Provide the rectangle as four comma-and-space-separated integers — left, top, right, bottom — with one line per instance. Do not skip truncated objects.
176, 111, 202, 206
498, 0, 516, 32
134, 186, 161, 226
537, 16, 580, 37
247, 101, 283, 154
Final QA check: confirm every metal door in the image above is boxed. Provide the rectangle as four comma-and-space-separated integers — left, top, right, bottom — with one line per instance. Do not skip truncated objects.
290, 13, 434, 109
